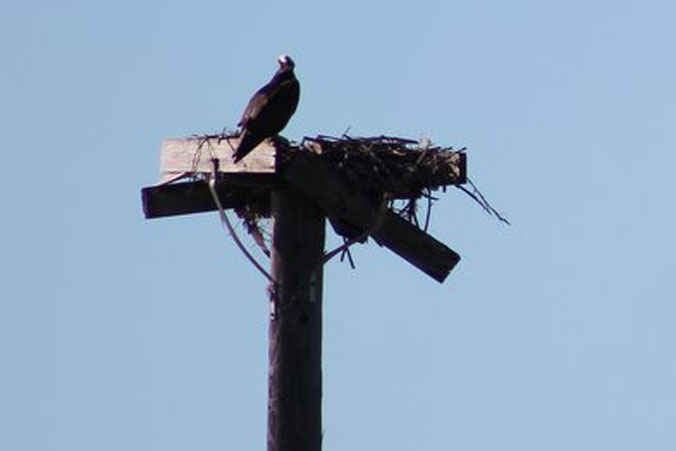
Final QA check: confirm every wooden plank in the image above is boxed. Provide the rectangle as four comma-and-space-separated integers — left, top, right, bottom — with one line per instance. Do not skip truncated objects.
371, 211, 460, 282
458, 152, 467, 185
159, 136, 277, 181
281, 154, 460, 283
141, 175, 274, 219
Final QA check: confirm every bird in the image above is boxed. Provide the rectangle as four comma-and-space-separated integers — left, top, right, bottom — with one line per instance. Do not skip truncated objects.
233, 54, 300, 163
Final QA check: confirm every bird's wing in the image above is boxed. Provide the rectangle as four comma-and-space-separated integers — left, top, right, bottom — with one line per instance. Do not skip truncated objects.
238, 77, 297, 129
238, 90, 267, 128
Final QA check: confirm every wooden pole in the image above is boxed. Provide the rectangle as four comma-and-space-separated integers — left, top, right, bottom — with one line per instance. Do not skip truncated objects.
268, 188, 325, 451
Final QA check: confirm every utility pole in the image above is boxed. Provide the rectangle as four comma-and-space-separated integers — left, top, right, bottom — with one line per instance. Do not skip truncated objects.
268, 189, 325, 451
141, 134, 466, 451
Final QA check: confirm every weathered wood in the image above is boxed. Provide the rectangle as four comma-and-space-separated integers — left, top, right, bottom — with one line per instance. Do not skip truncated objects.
157, 137, 466, 196
458, 151, 467, 185
159, 137, 277, 182
281, 154, 460, 282
369, 211, 460, 282
141, 175, 275, 219
268, 189, 324, 451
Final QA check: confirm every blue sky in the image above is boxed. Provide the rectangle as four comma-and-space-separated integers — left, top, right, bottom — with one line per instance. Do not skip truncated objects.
2, 0, 675, 450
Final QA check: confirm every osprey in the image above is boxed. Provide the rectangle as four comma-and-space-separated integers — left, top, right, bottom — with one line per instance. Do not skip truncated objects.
233, 54, 300, 163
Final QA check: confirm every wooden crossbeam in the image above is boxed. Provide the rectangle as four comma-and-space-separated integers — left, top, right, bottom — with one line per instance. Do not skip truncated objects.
281, 154, 460, 283
142, 174, 274, 219
141, 137, 463, 281
143, 138, 466, 219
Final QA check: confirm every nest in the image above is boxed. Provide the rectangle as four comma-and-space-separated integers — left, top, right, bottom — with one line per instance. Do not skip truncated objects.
301, 134, 464, 200
294, 134, 471, 236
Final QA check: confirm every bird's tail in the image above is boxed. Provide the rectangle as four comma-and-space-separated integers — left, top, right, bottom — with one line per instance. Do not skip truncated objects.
233, 131, 263, 163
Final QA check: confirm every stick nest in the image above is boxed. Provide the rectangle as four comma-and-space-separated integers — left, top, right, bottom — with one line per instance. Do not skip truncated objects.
301, 134, 464, 200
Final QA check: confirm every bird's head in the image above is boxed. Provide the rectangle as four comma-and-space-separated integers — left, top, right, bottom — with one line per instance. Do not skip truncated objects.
277, 54, 295, 71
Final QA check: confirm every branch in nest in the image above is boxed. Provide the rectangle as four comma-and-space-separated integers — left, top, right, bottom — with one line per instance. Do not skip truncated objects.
235, 207, 271, 258
456, 177, 511, 225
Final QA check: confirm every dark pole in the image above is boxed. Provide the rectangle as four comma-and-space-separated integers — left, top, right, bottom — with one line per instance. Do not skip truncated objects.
268, 188, 325, 451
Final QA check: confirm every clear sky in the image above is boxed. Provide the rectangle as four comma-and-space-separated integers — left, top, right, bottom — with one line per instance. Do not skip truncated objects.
2, 0, 675, 450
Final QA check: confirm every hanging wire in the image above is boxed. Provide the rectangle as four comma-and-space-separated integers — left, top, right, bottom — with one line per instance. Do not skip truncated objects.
207, 159, 275, 284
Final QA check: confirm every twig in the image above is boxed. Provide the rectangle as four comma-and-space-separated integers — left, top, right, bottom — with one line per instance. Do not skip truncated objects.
456, 177, 511, 225
322, 196, 388, 266
423, 189, 433, 232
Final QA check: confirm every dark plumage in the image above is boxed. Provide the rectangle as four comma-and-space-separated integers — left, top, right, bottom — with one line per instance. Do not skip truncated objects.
233, 54, 300, 163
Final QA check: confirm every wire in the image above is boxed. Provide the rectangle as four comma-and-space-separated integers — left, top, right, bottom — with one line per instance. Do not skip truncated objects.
207, 160, 275, 284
